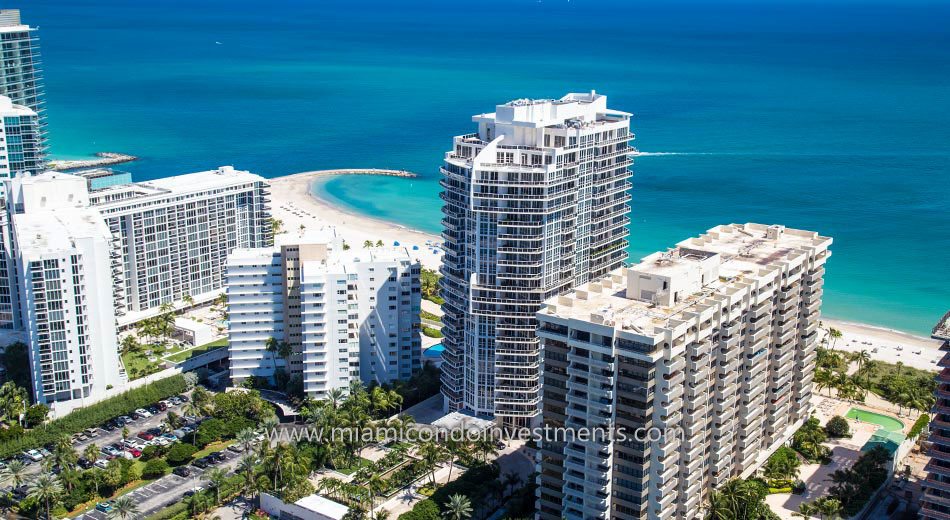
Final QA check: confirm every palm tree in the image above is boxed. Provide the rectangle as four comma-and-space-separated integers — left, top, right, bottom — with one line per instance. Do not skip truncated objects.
371, 510, 390, 520
443, 494, 473, 520
363, 240, 374, 248
265, 336, 281, 381
183, 293, 195, 307
375, 240, 384, 247
204, 467, 228, 504
327, 388, 345, 410
2, 459, 27, 488
119, 334, 139, 355
238, 455, 257, 499
813, 496, 843, 520
236, 427, 257, 452
793, 503, 815, 518
28, 474, 63, 520
84, 443, 100, 465
827, 327, 842, 350
855, 349, 870, 372
502, 471, 521, 500
418, 441, 444, 486
109, 496, 140, 519
368, 473, 387, 509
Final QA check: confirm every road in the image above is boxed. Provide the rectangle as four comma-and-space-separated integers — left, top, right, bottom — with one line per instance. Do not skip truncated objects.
73, 446, 245, 519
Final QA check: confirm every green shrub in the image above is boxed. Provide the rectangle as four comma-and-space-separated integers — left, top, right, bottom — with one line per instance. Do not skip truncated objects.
422, 326, 443, 338
909, 414, 930, 439
195, 418, 228, 447
825, 415, 851, 438
144, 501, 189, 520
398, 498, 440, 520
0, 374, 187, 459
166, 443, 198, 465
143, 458, 170, 478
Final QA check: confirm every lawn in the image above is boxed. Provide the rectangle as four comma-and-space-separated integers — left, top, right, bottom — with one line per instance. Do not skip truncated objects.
166, 338, 228, 363
192, 439, 236, 460
120, 350, 164, 380
334, 457, 374, 475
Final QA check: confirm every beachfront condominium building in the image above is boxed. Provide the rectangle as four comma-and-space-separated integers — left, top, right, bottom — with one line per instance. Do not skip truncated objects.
86, 165, 272, 325
0, 166, 272, 329
440, 91, 633, 428
0, 95, 43, 179
536, 223, 830, 520
920, 312, 950, 520
11, 206, 124, 412
0, 10, 46, 154
227, 233, 422, 398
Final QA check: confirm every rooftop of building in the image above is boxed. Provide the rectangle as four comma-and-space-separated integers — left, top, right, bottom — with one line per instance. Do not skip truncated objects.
293, 494, 348, 520
89, 166, 265, 206
473, 90, 631, 128
0, 10, 30, 32
13, 207, 110, 258
0, 95, 36, 116
540, 223, 831, 339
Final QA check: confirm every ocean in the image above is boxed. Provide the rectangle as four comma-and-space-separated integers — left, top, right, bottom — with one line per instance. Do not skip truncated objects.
30, 0, 950, 335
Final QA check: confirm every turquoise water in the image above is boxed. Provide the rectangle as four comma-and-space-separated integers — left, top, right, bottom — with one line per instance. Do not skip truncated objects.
31, 0, 950, 335
424, 344, 445, 359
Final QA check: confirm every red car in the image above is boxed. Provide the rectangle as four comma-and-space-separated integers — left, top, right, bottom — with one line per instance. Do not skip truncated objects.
127, 448, 142, 458
137, 432, 155, 441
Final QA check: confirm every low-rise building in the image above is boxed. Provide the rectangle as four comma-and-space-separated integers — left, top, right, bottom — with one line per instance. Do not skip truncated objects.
536, 223, 831, 520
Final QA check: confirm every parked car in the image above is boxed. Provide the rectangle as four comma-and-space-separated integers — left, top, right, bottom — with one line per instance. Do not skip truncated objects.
127, 448, 142, 458
147, 405, 160, 415
37, 448, 52, 458
78, 458, 94, 469
171, 429, 187, 439
118, 415, 133, 424
227, 444, 245, 453
94, 459, 109, 469
169, 397, 182, 405
182, 487, 203, 498
192, 458, 210, 469
156, 401, 168, 411
180, 426, 195, 435
95, 501, 115, 513
101, 446, 122, 457
84, 428, 100, 437
22, 450, 43, 462
172, 466, 191, 477
177, 394, 189, 403
210, 451, 226, 463
147, 427, 163, 436
137, 432, 155, 441
134, 408, 152, 418
161, 433, 178, 443
155, 437, 170, 447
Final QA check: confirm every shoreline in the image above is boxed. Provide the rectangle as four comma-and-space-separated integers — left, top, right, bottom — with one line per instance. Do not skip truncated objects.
269, 169, 944, 371
268, 170, 444, 270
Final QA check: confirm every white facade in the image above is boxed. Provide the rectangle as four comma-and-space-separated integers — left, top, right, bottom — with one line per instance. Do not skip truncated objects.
0, 96, 43, 180
536, 223, 831, 520
0, 10, 46, 148
227, 234, 422, 399
440, 91, 633, 427
12, 208, 124, 411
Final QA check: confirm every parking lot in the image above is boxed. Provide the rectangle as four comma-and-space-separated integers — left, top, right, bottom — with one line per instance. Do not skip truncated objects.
74, 443, 245, 519
14, 395, 192, 479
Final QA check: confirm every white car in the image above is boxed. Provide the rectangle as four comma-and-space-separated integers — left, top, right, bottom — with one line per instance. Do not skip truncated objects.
154, 437, 170, 447
94, 459, 109, 469
134, 408, 152, 418
22, 450, 43, 462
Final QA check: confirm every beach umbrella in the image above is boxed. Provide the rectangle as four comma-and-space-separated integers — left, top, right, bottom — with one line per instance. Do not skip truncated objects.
394, 241, 400, 246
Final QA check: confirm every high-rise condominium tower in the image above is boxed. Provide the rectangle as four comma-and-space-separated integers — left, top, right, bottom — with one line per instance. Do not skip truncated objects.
0, 10, 46, 153
440, 91, 633, 427
0, 95, 43, 178
920, 313, 950, 520
536, 223, 830, 520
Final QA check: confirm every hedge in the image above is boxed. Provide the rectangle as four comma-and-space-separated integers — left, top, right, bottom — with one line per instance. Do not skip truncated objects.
909, 413, 930, 439
144, 501, 188, 520
0, 374, 188, 459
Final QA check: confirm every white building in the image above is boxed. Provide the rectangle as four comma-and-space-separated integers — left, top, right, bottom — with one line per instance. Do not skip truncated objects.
0, 10, 46, 147
0, 95, 43, 180
536, 223, 831, 520
227, 233, 422, 399
0, 167, 271, 411
440, 91, 633, 428
260, 492, 348, 520
12, 207, 123, 411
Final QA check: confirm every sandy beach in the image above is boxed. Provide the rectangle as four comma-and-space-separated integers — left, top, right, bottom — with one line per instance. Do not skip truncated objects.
268, 170, 444, 270
269, 170, 944, 372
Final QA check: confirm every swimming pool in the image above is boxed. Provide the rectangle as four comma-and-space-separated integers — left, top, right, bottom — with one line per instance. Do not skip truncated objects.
846, 408, 904, 432
423, 344, 444, 358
